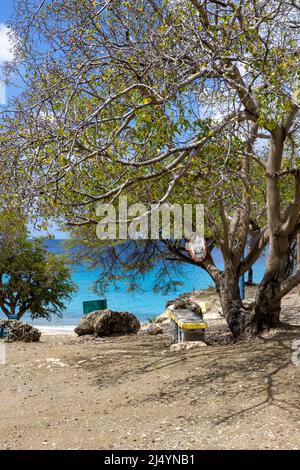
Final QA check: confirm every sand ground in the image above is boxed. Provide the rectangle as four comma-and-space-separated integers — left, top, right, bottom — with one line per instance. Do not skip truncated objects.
0, 288, 299, 450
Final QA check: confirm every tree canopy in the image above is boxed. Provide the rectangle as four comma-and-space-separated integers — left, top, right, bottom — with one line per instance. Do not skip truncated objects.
0, 211, 76, 320
2, 0, 300, 337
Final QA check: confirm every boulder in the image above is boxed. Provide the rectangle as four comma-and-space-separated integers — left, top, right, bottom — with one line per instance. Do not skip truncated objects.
0, 320, 41, 342
155, 311, 170, 326
74, 311, 102, 336
75, 310, 140, 337
95, 310, 140, 336
171, 299, 203, 317
170, 341, 207, 352
138, 323, 163, 335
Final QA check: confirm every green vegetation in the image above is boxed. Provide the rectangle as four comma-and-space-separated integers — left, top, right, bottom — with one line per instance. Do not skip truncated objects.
0, 211, 76, 320
1, 0, 299, 337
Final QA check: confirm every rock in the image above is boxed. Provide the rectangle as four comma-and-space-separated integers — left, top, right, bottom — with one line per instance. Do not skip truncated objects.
170, 341, 207, 352
138, 323, 163, 335
171, 299, 203, 317
166, 289, 208, 307
0, 320, 41, 342
74, 311, 102, 336
204, 311, 222, 320
75, 310, 140, 337
155, 311, 170, 325
95, 310, 140, 336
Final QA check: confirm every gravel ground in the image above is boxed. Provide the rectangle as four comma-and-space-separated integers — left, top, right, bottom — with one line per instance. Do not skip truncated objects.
0, 287, 299, 450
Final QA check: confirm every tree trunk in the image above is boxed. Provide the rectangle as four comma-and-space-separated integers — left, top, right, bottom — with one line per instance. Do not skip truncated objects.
246, 267, 254, 285
216, 267, 251, 339
246, 127, 287, 334
250, 278, 281, 333
250, 234, 290, 334
0, 301, 11, 319
297, 233, 300, 295
216, 248, 287, 338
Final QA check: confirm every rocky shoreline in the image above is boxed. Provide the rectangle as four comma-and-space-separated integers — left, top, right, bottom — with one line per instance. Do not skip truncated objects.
3, 285, 300, 344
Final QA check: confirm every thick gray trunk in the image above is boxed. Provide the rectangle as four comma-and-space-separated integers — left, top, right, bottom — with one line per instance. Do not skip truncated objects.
249, 233, 290, 332
250, 278, 281, 333
216, 269, 251, 338
217, 261, 284, 339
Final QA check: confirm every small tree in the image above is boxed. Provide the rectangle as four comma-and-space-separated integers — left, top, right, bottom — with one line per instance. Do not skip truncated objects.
0, 211, 76, 320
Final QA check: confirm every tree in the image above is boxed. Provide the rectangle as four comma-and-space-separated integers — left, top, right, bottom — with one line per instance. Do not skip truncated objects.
4, 0, 300, 337
0, 211, 76, 320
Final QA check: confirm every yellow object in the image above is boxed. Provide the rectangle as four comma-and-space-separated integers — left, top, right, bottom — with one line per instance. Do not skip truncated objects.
167, 309, 208, 330
198, 301, 209, 313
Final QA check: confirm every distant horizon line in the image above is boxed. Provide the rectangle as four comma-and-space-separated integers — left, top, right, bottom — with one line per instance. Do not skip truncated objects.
28, 237, 69, 241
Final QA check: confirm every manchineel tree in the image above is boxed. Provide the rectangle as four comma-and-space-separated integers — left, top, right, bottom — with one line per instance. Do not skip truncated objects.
0, 211, 76, 320
3, 0, 300, 338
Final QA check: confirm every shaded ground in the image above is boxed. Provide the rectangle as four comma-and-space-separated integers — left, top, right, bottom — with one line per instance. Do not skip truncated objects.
0, 287, 299, 450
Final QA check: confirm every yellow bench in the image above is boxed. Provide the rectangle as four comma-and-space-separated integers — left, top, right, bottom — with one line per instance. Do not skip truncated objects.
167, 306, 208, 343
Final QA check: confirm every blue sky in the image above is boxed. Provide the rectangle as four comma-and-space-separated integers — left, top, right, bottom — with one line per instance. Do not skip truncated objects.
0, 0, 68, 239
0, 0, 13, 23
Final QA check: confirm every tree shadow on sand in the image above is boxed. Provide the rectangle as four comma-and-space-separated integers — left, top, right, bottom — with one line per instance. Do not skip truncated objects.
74, 330, 300, 427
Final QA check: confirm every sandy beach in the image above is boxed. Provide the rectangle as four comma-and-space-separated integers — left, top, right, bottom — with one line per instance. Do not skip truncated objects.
0, 287, 299, 450
37, 326, 77, 336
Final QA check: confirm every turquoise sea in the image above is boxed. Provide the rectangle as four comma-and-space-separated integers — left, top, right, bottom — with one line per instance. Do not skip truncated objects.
24, 240, 266, 327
